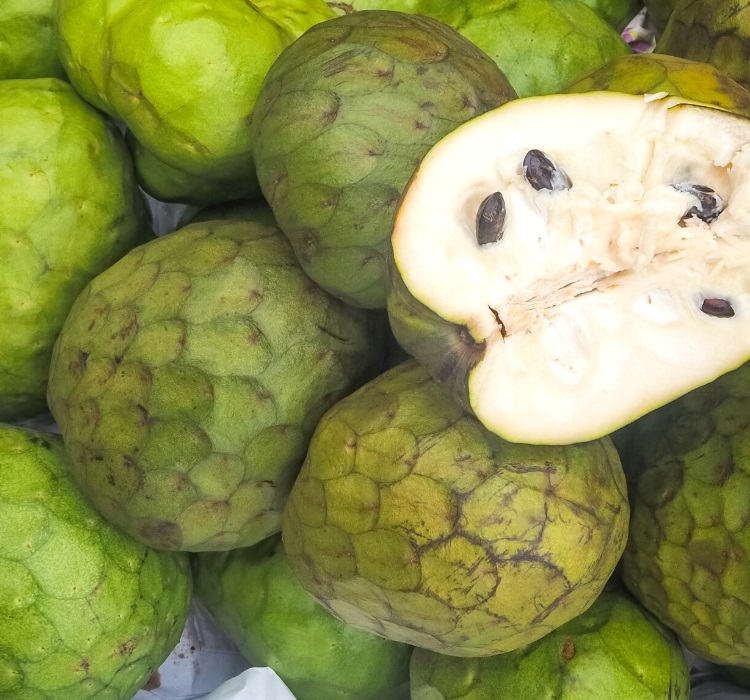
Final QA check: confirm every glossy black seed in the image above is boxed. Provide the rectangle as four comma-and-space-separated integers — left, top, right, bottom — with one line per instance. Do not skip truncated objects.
701, 297, 735, 318
523, 149, 572, 192
476, 192, 506, 245
672, 183, 726, 224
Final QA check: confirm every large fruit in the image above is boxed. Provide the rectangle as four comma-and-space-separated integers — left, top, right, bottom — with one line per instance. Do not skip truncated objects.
47, 219, 380, 552
388, 91, 750, 445
620, 361, 750, 667
0, 0, 64, 79
251, 10, 515, 308
410, 587, 689, 699
565, 53, 750, 117
53, 0, 336, 204
194, 534, 412, 700
282, 361, 629, 657
656, 0, 750, 91
0, 424, 192, 698
0, 78, 149, 422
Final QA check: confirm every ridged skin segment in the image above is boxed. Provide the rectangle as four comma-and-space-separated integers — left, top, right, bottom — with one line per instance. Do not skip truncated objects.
0, 78, 150, 421
0, 425, 191, 699
194, 535, 412, 700
410, 588, 690, 699
282, 360, 629, 657
656, 0, 750, 92
621, 361, 750, 666
250, 10, 516, 308
565, 53, 750, 117
0, 0, 65, 79
47, 220, 380, 552
53, 0, 336, 201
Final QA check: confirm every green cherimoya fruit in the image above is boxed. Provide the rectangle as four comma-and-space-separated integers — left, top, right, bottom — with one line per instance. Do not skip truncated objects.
47, 218, 380, 552
322, 1, 631, 95
251, 10, 515, 309
656, 0, 750, 92
194, 534, 412, 700
565, 53, 750, 117
54, 0, 336, 204
127, 133, 261, 207
0, 0, 65, 79
0, 424, 192, 699
388, 91, 750, 446
409, 587, 690, 699
0, 78, 150, 422
620, 361, 750, 666
282, 360, 629, 657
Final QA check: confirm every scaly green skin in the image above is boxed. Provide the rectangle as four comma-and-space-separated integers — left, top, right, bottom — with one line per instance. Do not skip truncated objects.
656, 0, 750, 91
127, 134, 261, 207
372, 0, 631, 98
0, 425, 192, 699
53, 0, 335, 203
0, 78, 150, 422
251, 10, 515, 309
194, 535, 412, 700
620, 361, 750, 666
47, 220, 380, 552
328, 0, 642, 35
410, 588, 689, 699
644, 0, 680, 33
183, 200, 279, 228
0, 0, 64, 79
566, 53, 750, 116
282, 360, 629, 657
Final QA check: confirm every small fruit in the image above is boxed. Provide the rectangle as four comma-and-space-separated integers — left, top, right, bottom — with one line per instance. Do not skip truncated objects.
0, 0, 64, 79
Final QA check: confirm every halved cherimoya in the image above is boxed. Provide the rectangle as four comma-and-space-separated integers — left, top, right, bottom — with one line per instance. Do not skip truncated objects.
387, 92, 750, 445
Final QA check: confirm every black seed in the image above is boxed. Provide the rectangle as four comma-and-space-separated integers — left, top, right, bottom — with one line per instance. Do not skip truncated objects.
476, 192, 506, 245
672, 183, 726, 224
523, 149, 572, 192
701, 298, 735, 318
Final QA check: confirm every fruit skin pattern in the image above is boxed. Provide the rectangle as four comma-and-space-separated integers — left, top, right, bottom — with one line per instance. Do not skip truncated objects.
283, 360, 629, 657
621, 361, 750, 666
251, 10, 516, 309
47, 219, 380, 552
409, 587, 690, 700
0, 424, 192, 699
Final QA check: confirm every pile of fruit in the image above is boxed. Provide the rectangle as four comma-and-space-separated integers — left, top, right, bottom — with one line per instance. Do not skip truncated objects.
5, 1, 750, 698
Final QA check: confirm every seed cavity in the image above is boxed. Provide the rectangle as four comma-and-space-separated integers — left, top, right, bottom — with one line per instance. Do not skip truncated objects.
701, 297, 735, 318
672, 183, 726, 224
523, 149, 572, 192
476, 192, 506, 245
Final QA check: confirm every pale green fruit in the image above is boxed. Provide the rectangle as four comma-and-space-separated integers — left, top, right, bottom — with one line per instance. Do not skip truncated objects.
282, 361, 629, 657
0, 0, 65, 79
54, 0, 336, 203
410, 588, 689, 699
0, 78, 149, 422
47, 219, 381, 551
0, 424, 192, 699
194, 535, 412, 700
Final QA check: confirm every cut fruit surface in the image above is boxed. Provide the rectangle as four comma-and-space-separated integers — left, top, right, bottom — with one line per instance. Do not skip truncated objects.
388, 92, 750, 445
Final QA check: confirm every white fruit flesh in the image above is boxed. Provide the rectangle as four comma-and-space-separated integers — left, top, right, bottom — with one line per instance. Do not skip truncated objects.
391, 92, 750, 444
